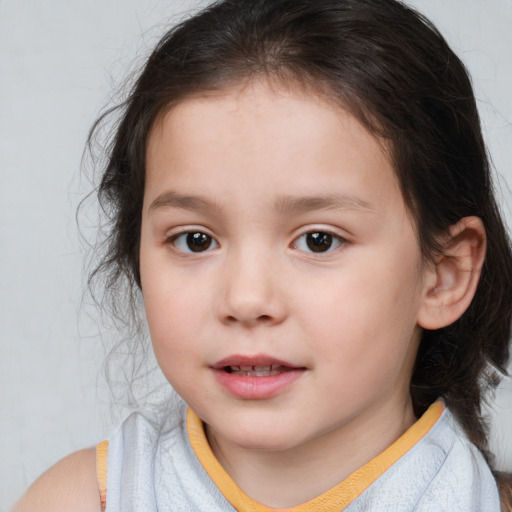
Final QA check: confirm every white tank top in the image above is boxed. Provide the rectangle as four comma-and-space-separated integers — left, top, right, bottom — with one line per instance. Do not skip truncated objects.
98, 399, 500, 511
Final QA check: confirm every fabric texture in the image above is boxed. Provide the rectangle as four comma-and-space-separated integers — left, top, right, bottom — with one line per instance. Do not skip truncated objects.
101, 399, 500, 511
96, 440, 109, 511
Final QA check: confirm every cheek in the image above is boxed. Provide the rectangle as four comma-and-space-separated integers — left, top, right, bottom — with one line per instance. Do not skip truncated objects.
142, 270, 206, 370
144, 291, 208, 402
299, 256, 423, 370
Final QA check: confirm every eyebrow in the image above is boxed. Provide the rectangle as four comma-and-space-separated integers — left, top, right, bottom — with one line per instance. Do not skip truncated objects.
148, 192, 223, 214
147, 191, 375, 215
272, 194, 375, 215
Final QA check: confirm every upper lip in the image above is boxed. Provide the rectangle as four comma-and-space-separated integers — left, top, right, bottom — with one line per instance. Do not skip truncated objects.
211, 354, 302, 369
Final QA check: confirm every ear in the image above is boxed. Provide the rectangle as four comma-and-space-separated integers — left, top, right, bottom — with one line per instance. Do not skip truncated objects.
417, 216, 486, 330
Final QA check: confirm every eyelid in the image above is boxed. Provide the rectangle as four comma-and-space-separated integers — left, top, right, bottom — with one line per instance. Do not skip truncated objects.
164, 224, 216, 239
292, 225, 350, 241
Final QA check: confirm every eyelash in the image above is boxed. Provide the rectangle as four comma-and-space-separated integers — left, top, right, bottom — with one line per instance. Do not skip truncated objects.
166, 229, 347, 255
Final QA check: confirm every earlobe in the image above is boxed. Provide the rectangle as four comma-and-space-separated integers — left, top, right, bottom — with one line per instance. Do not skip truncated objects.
417, 216, 486, 330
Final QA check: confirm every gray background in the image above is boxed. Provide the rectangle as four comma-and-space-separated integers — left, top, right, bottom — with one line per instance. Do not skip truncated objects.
1, 0, 511, 509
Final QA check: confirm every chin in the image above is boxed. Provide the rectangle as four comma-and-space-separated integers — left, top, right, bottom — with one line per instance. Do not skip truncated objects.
235, 436, 299, 453
220, 422, 305, 453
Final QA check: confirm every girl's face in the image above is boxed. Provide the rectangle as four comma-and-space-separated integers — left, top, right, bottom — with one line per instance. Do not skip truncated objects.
140, 81, 431, 456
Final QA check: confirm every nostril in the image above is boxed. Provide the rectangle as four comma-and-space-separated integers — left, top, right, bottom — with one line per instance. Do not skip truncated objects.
224, 313, 273, 324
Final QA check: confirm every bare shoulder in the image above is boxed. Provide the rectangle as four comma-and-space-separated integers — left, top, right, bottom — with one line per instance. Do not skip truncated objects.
13, 448, 100, 512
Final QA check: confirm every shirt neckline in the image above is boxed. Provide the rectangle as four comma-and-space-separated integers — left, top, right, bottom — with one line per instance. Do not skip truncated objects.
186, 400, 444, 511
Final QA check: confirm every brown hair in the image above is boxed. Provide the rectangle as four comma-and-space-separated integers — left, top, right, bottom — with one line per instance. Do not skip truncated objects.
88, 0, 512, 503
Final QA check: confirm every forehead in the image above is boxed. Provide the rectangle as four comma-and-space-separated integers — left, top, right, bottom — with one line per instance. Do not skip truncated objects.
144, 80, 402, 216
147, 78, 389, 159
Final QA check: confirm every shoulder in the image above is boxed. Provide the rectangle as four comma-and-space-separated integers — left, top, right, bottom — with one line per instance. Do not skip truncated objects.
109, 403, 186, 450
13, 448, 100, 512
427, 407, 498, 485
413, 407, 501, 511
359, 405, 500, 511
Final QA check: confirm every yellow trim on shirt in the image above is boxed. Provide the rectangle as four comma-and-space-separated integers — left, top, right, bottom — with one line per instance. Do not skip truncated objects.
187, 401, 444, 511
96, 440, 109, 512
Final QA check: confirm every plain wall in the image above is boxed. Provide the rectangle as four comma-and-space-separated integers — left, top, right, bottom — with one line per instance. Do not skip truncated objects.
1, 0, 511, 509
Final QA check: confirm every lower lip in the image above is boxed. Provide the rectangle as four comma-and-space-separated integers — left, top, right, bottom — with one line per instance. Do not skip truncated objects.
213, 368, 305, 400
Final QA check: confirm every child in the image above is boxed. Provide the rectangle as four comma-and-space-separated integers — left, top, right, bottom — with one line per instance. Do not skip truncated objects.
15, 0, 512, 510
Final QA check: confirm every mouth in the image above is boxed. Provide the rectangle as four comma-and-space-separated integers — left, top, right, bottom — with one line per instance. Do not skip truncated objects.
211, 355, 305, 399
212, 355, 304, 376
223, 364, 296, 377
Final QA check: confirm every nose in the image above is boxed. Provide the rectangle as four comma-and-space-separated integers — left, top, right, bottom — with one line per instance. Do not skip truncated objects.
216, 247, 288, 327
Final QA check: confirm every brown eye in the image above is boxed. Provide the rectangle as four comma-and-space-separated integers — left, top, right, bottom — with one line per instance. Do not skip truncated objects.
294, 231, 344, 253
306, 232, 333, 252
172, 232, 219, 253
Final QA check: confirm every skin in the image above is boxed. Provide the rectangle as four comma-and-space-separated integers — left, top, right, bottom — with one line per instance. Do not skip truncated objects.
13, 448, 100, 511
15, 79, 486, 510
139, 80, 437, 507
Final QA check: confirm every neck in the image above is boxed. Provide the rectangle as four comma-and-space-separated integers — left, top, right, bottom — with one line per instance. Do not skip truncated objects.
206, 396, 417, 508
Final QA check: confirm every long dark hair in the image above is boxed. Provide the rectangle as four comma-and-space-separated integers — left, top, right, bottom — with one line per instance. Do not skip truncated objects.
88, 0, 512, 502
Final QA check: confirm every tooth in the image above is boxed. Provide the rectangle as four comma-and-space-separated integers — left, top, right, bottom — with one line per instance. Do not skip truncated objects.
254, 365, 271, 371
230, 365, 240, 371
239, 365, 253, 371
